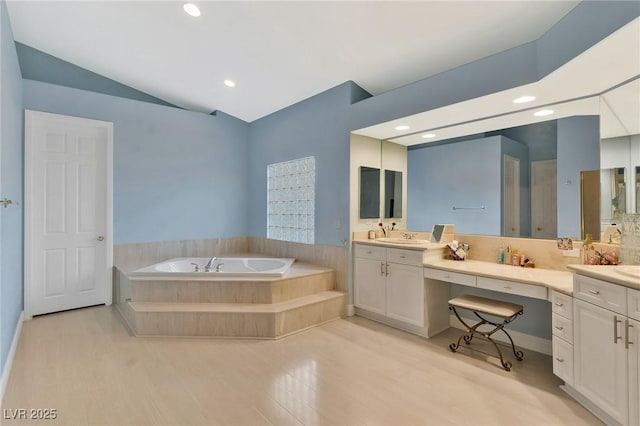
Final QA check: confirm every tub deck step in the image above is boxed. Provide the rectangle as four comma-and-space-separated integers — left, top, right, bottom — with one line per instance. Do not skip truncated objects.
128, 291, 344, 313
119, 291, 346, 339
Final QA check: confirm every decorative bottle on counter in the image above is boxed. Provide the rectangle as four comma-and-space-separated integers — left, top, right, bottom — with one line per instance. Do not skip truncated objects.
582, 233, 594, 264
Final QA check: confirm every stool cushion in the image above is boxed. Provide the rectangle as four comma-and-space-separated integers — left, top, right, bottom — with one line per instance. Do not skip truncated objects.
449, 294, 523, 319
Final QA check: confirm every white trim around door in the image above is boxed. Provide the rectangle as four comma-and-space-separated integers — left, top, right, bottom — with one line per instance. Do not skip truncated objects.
24, 110, 113, 318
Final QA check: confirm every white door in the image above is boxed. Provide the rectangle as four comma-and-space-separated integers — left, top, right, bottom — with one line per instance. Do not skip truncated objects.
25, 110, 113, 317
531, 160, 557, 238
573, 299, 628, 424
354, 257, 386, 315
385, 262, 424, 327
503, 155, 520, 237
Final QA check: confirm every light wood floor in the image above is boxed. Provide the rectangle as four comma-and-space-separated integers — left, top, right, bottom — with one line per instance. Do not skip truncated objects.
2, 306, 600, 426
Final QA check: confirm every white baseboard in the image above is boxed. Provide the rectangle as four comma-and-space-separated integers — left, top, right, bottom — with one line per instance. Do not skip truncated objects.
449, 314, 552, 356
346, 304, 355, 316
355, 308, 429, 337
1, 311, 24, 405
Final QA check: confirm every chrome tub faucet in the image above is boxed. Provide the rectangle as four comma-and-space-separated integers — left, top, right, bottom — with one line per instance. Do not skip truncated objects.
205, 257, 217, 272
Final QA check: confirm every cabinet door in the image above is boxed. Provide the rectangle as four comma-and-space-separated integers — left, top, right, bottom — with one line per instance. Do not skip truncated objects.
354, 257, 386, 315
629, 318, 639, 426
552, 336, 573, 386
574, 299, 628, 424
385, 263, 424, 327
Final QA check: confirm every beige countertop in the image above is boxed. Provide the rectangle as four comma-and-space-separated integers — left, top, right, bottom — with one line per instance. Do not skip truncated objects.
357, 239, 640, 295
567, 264, 640, 290
353, 238, 447, 251
424, 259, 574, 295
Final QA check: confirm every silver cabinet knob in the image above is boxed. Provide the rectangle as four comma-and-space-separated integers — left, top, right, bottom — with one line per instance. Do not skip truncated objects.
97, 236, 105, 241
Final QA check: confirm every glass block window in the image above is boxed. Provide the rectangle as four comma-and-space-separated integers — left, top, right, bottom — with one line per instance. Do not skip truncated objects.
267, 157, 315, 244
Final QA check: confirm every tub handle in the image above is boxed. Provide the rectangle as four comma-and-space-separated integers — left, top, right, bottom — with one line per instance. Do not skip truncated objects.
191, 263, 200, 272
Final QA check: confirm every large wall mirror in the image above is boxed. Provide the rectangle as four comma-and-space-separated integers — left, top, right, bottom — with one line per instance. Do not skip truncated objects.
352, 17, 639, 241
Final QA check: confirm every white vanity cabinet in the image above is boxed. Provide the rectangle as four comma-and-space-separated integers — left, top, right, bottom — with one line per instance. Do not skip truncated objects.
551, 291, 574, 385
354, 244, 424, 330
629, 316, 640, 426
353, 245, 386, 315
628, 288, 640, 426
571, 274, 637, 426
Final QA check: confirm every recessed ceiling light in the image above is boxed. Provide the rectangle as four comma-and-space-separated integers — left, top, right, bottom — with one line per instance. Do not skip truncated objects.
422, 133, 436, 138
394, 125, 410, 131
224, 80, 236, 88
183, 3, 201, 17
513, 95, 536, 104
533, 109, 554, 117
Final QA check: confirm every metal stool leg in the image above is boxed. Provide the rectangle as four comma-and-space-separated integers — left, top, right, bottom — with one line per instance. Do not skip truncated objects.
448, 306, 524, 371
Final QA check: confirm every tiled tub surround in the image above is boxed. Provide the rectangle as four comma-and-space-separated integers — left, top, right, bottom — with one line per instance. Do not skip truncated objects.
114, 236, 347, 292
113, 237, 347, 338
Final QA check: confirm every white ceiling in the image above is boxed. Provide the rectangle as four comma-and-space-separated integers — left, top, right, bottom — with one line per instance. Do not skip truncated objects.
6, 1, 579, 122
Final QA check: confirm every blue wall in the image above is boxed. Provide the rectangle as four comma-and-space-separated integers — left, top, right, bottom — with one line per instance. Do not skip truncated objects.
407, 136, 502, 234
16, 43, 179, 109
557, 116, 600, 238
23, 80, 250, 244
248, 81, 369, 246
0, 0, 24, 370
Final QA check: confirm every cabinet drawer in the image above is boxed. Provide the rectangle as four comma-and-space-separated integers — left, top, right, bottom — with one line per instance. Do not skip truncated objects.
552, 336, 574, 386
628, 288, 640, 322
476, 276, 547, 300
552, 312, 573, 343
574, 274, 626, 315
551, 291, 573, 319
386, 248, 423, 267
423, 268, 476, 287
354, 244, 386, 261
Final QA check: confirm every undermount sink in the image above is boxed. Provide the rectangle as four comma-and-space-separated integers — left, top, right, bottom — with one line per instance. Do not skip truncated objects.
614, 265, 640, 280
376, 237, 431, 244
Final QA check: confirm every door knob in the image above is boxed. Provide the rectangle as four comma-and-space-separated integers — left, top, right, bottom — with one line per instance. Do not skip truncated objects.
97, 236, 104, 241
537, 227, 542, 231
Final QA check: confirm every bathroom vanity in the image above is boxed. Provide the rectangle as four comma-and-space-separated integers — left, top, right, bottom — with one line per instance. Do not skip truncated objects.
562, 265, 640, 426
353, 238, 640, 426
353, 240, 446, 336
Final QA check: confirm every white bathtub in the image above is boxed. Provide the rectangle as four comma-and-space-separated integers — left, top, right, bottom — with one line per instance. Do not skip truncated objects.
130, 257, 296, 278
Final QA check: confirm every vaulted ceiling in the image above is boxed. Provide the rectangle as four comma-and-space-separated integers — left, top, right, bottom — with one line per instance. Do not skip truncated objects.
6, 1, 579, 122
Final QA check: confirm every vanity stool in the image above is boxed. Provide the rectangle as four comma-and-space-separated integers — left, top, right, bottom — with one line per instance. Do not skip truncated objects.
448, 294, 524, 371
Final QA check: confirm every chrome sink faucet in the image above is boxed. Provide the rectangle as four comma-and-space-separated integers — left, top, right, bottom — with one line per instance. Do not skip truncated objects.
204, 257, 217, 272
401, 232, 416, 240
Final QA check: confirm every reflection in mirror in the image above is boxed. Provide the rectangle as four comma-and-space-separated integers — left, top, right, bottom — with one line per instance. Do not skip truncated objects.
431, 224, 445, 243
637, 166, 640, 213
384, 170, 403, 218
599, 78, 640, 240
601, 167, 626, 221
581, 170, 600, 240
359, 166, 380, 219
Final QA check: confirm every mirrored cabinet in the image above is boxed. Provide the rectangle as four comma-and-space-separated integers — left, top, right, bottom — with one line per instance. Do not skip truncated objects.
359, 166, 380, 219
